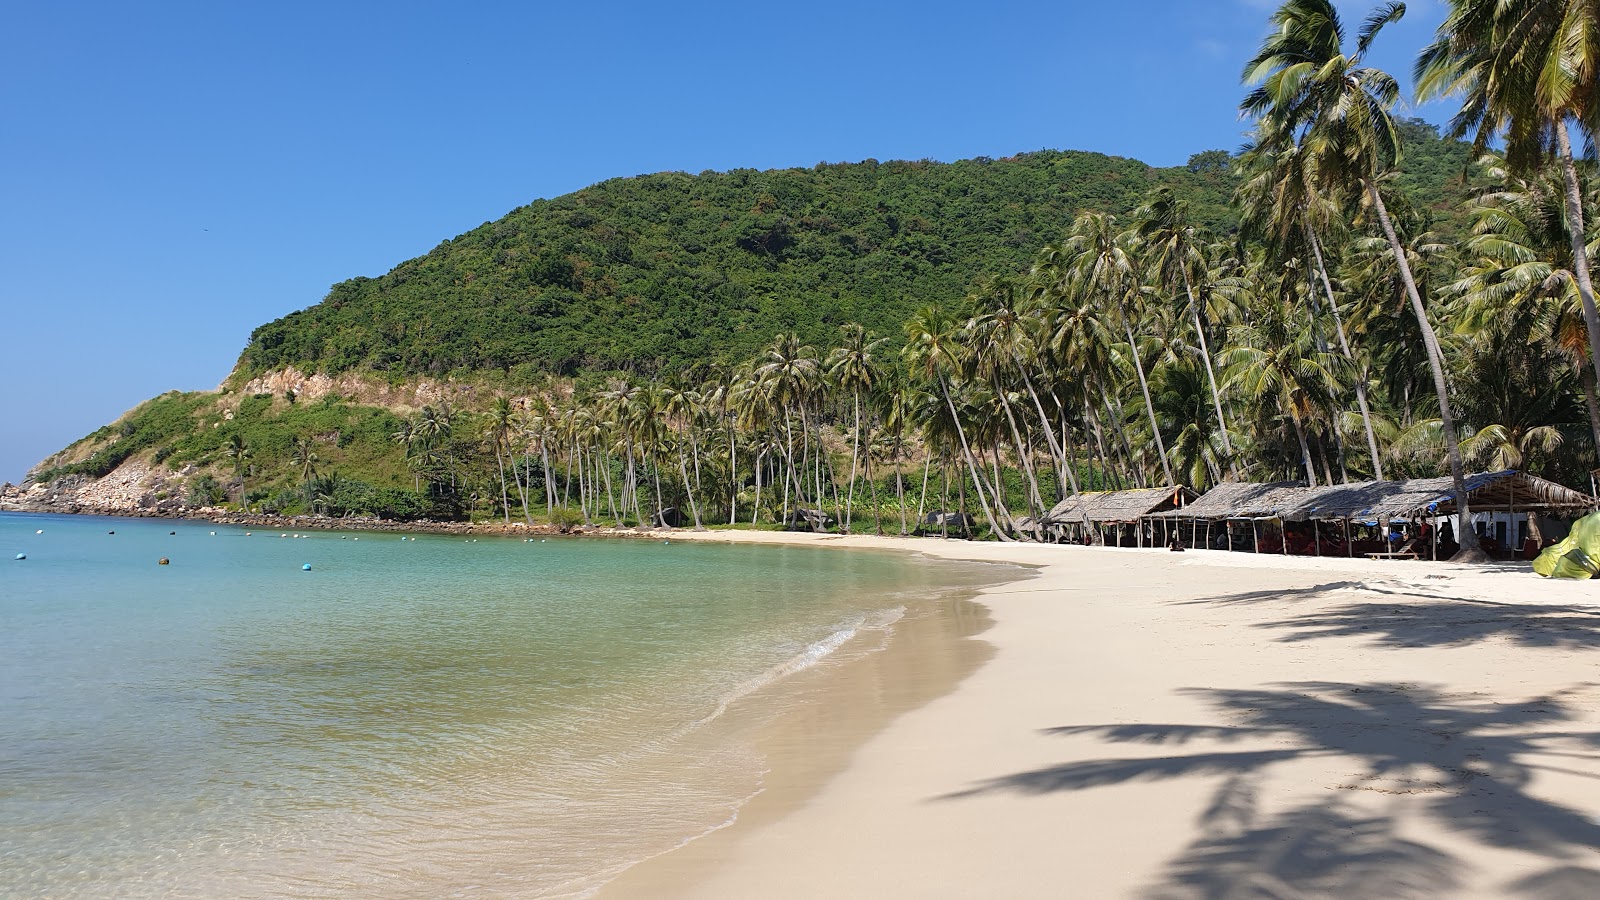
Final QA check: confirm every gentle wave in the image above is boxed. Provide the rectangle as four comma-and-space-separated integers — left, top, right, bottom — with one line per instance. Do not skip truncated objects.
681, 605, 907, 737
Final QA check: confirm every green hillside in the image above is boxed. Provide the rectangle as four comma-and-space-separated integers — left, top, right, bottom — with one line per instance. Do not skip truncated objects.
240, 149, 1241, 381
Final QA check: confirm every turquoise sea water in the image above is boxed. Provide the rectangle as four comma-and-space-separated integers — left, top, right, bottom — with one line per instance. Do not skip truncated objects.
0, 512, 1000, 898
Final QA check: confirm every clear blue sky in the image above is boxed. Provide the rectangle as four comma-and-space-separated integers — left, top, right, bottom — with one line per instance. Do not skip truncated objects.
0, 0, 1449, 482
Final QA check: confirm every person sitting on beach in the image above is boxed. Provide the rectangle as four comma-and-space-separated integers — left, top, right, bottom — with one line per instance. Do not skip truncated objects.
1167, 535, 1184, 552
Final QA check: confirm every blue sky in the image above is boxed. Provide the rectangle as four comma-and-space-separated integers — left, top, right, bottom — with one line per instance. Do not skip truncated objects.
0, 0, 1449, 482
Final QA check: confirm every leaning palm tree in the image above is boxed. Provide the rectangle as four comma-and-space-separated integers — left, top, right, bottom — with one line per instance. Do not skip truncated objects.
1243, 0, 1483, 558
904, 305, 1011, 540
1417, 0, 1600, 425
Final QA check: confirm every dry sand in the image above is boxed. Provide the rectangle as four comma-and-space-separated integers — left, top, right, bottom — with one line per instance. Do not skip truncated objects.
602, 532, 1600, 899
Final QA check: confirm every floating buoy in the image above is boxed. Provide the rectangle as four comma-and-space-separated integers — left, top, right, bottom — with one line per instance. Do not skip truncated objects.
108, 531, 115, 535
210, 531, 216, 536
280, 534, 287, 538
35, 529, 42, 534
169, 531, 176, 535
245, 532, 252, 536
302, 563, 312, 571
158, 557, 170, 566
13, 553, 24, 560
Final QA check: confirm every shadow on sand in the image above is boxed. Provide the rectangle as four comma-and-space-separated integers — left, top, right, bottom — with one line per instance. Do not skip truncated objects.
1184, 580, 1600, 650
945, 681, 1600, 897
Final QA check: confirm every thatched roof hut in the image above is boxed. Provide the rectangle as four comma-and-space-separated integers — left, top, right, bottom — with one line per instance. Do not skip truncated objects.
1045, 486, 1196, 526
1151, 471, 1596, 523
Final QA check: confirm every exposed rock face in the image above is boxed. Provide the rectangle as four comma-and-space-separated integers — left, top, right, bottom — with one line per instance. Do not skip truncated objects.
0, 458, 190, 515
234, 367, 474, 412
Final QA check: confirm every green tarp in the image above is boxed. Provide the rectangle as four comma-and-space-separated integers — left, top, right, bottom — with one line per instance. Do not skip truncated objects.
1534, 512, 1600, 578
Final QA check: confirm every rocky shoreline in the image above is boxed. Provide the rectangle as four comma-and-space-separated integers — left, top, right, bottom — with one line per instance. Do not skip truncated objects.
0, 494, 688, 538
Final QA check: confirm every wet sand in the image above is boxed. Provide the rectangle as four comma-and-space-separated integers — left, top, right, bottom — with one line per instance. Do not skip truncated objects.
603, 534, 1600, 899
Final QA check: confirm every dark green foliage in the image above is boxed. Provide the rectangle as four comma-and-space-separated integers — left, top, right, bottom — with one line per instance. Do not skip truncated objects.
240, 151, 1240, 380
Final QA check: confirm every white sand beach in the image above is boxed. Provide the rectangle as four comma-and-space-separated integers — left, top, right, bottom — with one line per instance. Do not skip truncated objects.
604, 533, 1600, 898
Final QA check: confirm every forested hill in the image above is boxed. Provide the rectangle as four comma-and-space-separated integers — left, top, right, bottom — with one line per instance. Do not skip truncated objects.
239, 121, 1469, 383
240, 149, 1240, 381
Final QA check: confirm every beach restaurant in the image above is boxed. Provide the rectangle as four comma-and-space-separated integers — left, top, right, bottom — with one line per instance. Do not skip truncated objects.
1143, 470, 1598, 560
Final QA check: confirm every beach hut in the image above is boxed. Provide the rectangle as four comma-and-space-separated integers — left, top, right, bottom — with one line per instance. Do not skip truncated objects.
1152, 471, 1597, 559
1043, 486, 1196, 547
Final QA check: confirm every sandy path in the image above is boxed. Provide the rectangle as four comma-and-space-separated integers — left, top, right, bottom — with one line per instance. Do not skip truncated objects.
600, 533, 1600, 898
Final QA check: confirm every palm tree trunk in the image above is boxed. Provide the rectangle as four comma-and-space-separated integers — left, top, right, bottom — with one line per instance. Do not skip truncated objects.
1581, 365, 1600, 458
1306, 222, 1384, 479
1016, 359, 1074, 495
1366, 180, 1480, 558
917, 450, 932, 527
1122, 320, 1176, 485
993, 376, 1047, 519
1289, 405, 1318, 487
938, 376, 1011, 540
1556, 121, 1600, 445
494, 442, 511, 524
1180, 269, 1235, 471
845, 391, 861, 532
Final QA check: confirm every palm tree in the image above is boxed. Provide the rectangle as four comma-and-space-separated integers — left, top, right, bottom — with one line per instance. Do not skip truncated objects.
1236, 139, 1387, 478
757, 333, 823, 527
904, 305, 1011, 540
1243, 0, 1482, 557
289, 436, 319, 494
1221, 296, 1348, 486
1417, 0, 1600, 424
1064, 212, 1176, 485
223, 433, 252, 478
1136, 188, 1236, 471
486, 395, 518, 524
826, 324, 888, 533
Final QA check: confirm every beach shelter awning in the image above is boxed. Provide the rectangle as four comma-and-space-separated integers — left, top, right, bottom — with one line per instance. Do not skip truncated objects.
1151, 471, 1596, 523
1044, 486, 1196, 526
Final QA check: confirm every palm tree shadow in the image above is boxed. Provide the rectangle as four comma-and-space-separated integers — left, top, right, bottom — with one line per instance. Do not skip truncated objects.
1258, 598, 1600, 650
942, 682, 1600, 897
1181, 579, 1600, 650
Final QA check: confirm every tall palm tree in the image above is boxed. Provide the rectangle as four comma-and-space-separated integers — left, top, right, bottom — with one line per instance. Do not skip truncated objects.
904, 305, 1011, 540
486, 395, 518, 524
1236, 139, 1386, 478
826, 324, 888, 533
1447, 155, 1600, 450
1222, 295, 1348, 486
1136, 188, 1236, 470
1417, 0, 1600, 423
1073, 213, 1177, 485
1244, 0, 1483, 557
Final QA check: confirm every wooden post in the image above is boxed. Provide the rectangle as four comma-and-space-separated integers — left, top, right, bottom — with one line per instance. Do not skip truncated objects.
1314, 519, 1320, 556
1346, 518, 1353, 557
1280, 518, 1288, 556
1252, 519, 1260, 553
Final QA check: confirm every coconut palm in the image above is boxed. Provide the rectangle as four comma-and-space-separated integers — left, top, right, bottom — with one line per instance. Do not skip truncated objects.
826, 323, 888, 533
1243, 0, 1483, 557
1236, 139, 1387, 478
904, 305, 1011, 540
1417, 0, 1600, 418
1222, 288, 1349, 486
1136, 188, 1236, 471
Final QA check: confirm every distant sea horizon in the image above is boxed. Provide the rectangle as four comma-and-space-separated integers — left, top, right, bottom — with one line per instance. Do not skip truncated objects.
0, 511, 1007, 897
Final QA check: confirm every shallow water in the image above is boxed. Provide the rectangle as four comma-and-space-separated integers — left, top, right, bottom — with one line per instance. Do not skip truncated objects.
0, 513, 1003, 898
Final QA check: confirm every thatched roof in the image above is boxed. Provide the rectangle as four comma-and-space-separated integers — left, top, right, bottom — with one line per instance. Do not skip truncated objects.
1151, 471, 1596, 522
1045, 486, 1196, 525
